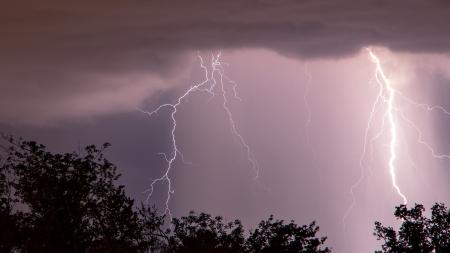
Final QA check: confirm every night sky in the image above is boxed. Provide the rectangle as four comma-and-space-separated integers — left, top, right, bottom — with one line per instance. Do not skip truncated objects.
2, 1, 450, 252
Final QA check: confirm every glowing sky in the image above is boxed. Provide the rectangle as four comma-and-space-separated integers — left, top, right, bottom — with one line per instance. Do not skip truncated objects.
2, 1, 450, 252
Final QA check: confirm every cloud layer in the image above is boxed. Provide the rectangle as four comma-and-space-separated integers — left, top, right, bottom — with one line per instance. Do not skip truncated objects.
1, 0, 450, 124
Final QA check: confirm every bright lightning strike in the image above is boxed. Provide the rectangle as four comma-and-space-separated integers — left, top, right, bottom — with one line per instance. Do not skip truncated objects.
344, 48, 450, 227
139, 51, 259, 218
368, 49, 408, 204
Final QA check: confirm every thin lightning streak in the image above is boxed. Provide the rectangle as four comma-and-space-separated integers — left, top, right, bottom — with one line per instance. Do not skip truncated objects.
302, 63, 324, 187
212, 54, 260, 180
396, 91, 450, 115
397, 110, 450, 159
366, 113, 388, 178
395, 93, 450, 159
343, 72, 386, 227
139, 51, 259, 218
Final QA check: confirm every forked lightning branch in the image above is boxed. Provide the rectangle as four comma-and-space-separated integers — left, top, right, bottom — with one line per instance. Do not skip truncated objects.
139, 52, 259, 218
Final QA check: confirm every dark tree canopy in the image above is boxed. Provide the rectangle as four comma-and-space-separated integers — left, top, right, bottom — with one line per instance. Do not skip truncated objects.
0, 138, 331, 253
374, 203, 450, 253
0, 143, 18, 253
164, 211, 246, 253
5, 138, 450, 253
0, 139, 145, 252
247, 215, 330, 253
162, 212, 330, 253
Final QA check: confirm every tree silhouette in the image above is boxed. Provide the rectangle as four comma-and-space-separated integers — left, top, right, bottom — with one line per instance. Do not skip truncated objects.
161, 212, 330, 253
246, 215, 330, 253
163, 211, 246, 253
0, 138, 331, 253
374, 203, 450, 253
138, 204, 170, 252
0, 139, 145, 252
0, 147, 19, 252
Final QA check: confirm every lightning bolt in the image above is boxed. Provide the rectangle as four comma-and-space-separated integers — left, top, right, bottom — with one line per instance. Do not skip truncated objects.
368, 49, 408, 204
139, 51, 259, 218
343, 48, 450, 227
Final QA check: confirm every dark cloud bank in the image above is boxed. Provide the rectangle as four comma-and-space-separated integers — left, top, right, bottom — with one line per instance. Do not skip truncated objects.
1, 0, 450, 124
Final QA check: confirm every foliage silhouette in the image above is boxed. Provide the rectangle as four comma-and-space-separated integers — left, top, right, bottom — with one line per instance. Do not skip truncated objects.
0, 138, 331, 253
0, 138, 145, 252
374, 203, 450, 253
246, 215, 330, 253
161, 211, 330, 253
163, 211, 246, 253
0, 145, 19, 252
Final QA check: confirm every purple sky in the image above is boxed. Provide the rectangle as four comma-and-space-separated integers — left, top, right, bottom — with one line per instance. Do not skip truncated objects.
2, 1, 450, 252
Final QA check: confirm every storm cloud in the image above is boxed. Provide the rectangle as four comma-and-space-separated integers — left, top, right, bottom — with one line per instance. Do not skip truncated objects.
1, 0, 450, 124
